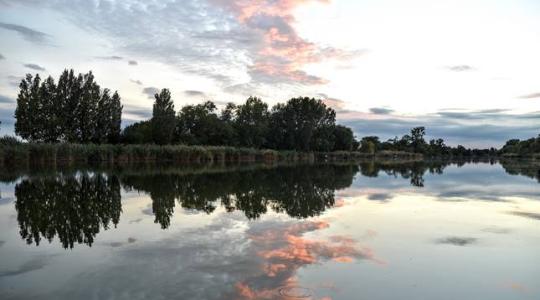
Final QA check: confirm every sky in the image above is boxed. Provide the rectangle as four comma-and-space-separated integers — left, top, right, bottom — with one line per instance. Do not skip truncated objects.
0, 0, 539, 147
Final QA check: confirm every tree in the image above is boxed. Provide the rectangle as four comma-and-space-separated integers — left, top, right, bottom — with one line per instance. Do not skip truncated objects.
360, 136, 380, 154
234, 97, 269, 148
77, 72, 100, 143
15, 69, 122, 144
14, 74, 35, 141
57, 69, 83, 142
268, 97, 336, 151
108, 91, 122, 144
410, 126, 427, 153
151, 89, 176, 145
121, 120, 152, 144
332, 125, 355, 151
176, 101, 233, 145
39, 76, 61, 143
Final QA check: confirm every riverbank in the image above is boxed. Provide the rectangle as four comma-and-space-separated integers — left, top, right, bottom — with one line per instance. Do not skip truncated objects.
0, 143, 425, 167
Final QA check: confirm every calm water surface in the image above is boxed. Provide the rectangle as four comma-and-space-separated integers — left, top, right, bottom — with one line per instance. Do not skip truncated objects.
0, 161, 538, 299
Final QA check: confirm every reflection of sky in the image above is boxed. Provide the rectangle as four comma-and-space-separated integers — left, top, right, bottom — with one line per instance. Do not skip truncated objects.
0, 163, 539, 299
345, 163, 540, 203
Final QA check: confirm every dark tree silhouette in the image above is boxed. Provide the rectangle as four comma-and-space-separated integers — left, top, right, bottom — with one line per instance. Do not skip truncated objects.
14, 69, 123, 144
151, 88, 175, 145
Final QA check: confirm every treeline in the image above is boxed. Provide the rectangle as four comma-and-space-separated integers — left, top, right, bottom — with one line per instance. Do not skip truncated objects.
14, 69, 122, 144
358, 127, 498, 157
124, 91, 357, 151
499, 135, 540, 157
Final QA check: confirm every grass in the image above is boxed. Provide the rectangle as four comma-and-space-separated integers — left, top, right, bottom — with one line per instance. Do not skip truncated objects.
0, 142, 427, 168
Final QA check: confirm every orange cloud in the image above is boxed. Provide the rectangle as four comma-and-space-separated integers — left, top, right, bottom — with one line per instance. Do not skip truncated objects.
212, 0, 361, 85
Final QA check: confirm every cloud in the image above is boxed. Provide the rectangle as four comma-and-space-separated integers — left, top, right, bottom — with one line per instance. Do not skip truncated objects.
123, 104, 152, 119
130, 79, 143, 85
184, 90, 206, 97
23, 63, 46, 71
0, 22, 50, 44
446, 65, 474, 72
95, 55, 123, 60
340, 108, 540, 148
0, 53, 4, 60
212, 0, 364, 85
317, 93, 347, 110
128, 60, 138, 65
21, 0, 360, 87
142, 87, 160, 99
370, 107, 394, 115
0, 95, 14, 103
518, 92, 540, 99
435, 237, 477, 246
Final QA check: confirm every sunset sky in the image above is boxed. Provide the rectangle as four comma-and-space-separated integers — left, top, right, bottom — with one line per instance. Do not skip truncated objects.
0, 0, 539, 147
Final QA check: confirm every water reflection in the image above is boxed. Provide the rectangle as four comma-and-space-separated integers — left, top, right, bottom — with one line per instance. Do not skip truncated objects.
5, 159, 539, 249
15, 173, 121, 249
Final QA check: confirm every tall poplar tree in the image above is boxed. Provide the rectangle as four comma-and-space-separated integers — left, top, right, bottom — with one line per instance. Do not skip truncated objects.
151, 88, 175, 145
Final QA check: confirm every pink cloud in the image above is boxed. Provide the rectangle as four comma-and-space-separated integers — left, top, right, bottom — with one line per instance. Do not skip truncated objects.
211, 0, 362, 85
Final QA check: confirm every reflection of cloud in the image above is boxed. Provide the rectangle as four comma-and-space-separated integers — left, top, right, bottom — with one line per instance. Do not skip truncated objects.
128, 60, 138, 65
501, 281, 528, 293
0, 255, 53, 277
0, 22, 50, 44
481, 227, 511, 234
130, 79, 142, 85
0, 53, 4, 60
367, 193, 394, 202
508, 211, 540, 221
435, 237, 477, 246
234, 219, 385, 299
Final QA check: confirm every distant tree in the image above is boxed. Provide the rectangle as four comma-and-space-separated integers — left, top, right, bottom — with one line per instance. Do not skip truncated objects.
151, 89, 176, 145
410, 126, 427, 153
121, 120, 152, 144
360, 136, 380, 154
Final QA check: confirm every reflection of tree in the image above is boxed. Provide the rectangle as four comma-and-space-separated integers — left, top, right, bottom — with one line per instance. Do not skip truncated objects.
500, 159, 540, 183
15, 173, 121, 249
122, 164, 359, 226
358, 160, 454, 187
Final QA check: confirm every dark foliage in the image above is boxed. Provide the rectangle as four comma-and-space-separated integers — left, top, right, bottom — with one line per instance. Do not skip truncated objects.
14, 69, 123, 144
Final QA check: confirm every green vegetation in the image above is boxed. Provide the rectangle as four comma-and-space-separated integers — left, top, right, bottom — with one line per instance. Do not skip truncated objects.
499, 135, 540, 158
8, 69, 538, 163
14, 70, 122, 143
358, 126, 499, 158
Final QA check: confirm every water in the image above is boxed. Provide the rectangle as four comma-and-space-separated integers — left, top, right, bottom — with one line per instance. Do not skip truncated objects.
0, 160, 538, 299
